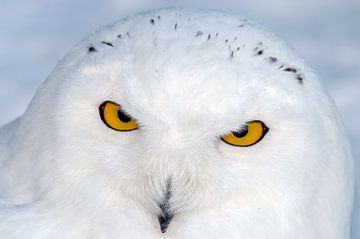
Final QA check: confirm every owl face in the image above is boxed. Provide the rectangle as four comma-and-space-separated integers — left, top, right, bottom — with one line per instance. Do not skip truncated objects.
15, 8, 353, 238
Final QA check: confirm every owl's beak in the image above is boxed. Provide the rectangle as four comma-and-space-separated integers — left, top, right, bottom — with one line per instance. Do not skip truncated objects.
158, 179, 173, 233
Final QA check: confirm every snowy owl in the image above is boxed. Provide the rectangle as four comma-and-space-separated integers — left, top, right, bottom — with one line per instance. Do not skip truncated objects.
0, 8, 354, 239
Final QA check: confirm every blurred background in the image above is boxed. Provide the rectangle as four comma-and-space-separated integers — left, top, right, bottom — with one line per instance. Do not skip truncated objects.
0, 0, 359, 237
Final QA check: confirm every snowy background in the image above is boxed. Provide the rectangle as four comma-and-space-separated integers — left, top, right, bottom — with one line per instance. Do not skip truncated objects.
0, 0, 359, 237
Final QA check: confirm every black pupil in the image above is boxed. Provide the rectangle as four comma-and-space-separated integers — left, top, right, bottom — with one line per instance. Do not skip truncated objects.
233, 125, 249, 138
117, 110, 132, 123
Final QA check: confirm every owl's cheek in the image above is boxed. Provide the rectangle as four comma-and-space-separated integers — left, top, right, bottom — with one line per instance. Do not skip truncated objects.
163, 205, 283, 238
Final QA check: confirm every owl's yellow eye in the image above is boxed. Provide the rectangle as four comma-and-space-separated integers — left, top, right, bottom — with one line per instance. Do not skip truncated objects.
221, 121, 269, 147
99, 101, 138, 131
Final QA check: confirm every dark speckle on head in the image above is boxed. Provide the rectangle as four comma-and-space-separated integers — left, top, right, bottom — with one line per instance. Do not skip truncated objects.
236, 46, 240, 51
157, 15, 161, 20
196, 31, 203, 37
101, 41, 114, 47
296, 74, 304, 84
174, 23, 178, 30
278, 64, 284, 69
238, 24, 244, 28
230, 51, 234, 58
234, 37, 237, 41
284, 67, 297, 73
254, 46, 263, 55
216, 33, 219, 37
267, 57, 278, 63
88, 45, 97, 53
150, 19, 155, 25
117, 34, 122, 39
225, 39, 229, 43
207, 34, 211, 40
256, 50, 264, 55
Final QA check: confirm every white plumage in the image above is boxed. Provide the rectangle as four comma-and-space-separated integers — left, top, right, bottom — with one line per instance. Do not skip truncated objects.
0, 8, 354, 239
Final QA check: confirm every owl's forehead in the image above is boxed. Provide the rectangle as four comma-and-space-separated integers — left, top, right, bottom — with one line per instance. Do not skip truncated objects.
69, 8, 312, 127
85, 8, 306, 78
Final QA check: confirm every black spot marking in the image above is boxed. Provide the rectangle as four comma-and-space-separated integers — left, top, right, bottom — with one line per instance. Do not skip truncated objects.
267, 57, 278, 63
254, 46, 263, 55
278, 65, 284, 69
296, 74, 304, 84
256, 50, 263, 55
101, 41, 114, 47
284, 67, 297, 73
196, 31, 203, 37
234, 37, 237, 41
157, 16, 161, 20
117, 34, 122, 39
216, 33, 219, 37
207, 34, 211, 40
236, 46, 240, 51
174, 23, 178, 30
88, 45, 97, 53
150, 19, 155, 25
230, 51, 234, 58
225, 39, 229, 43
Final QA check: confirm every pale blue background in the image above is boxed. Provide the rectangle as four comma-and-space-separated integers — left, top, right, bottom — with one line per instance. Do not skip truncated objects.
0, 0, 359, 237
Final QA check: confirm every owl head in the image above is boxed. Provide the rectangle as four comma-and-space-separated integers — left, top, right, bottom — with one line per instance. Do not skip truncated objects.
1, 8, 353, 238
